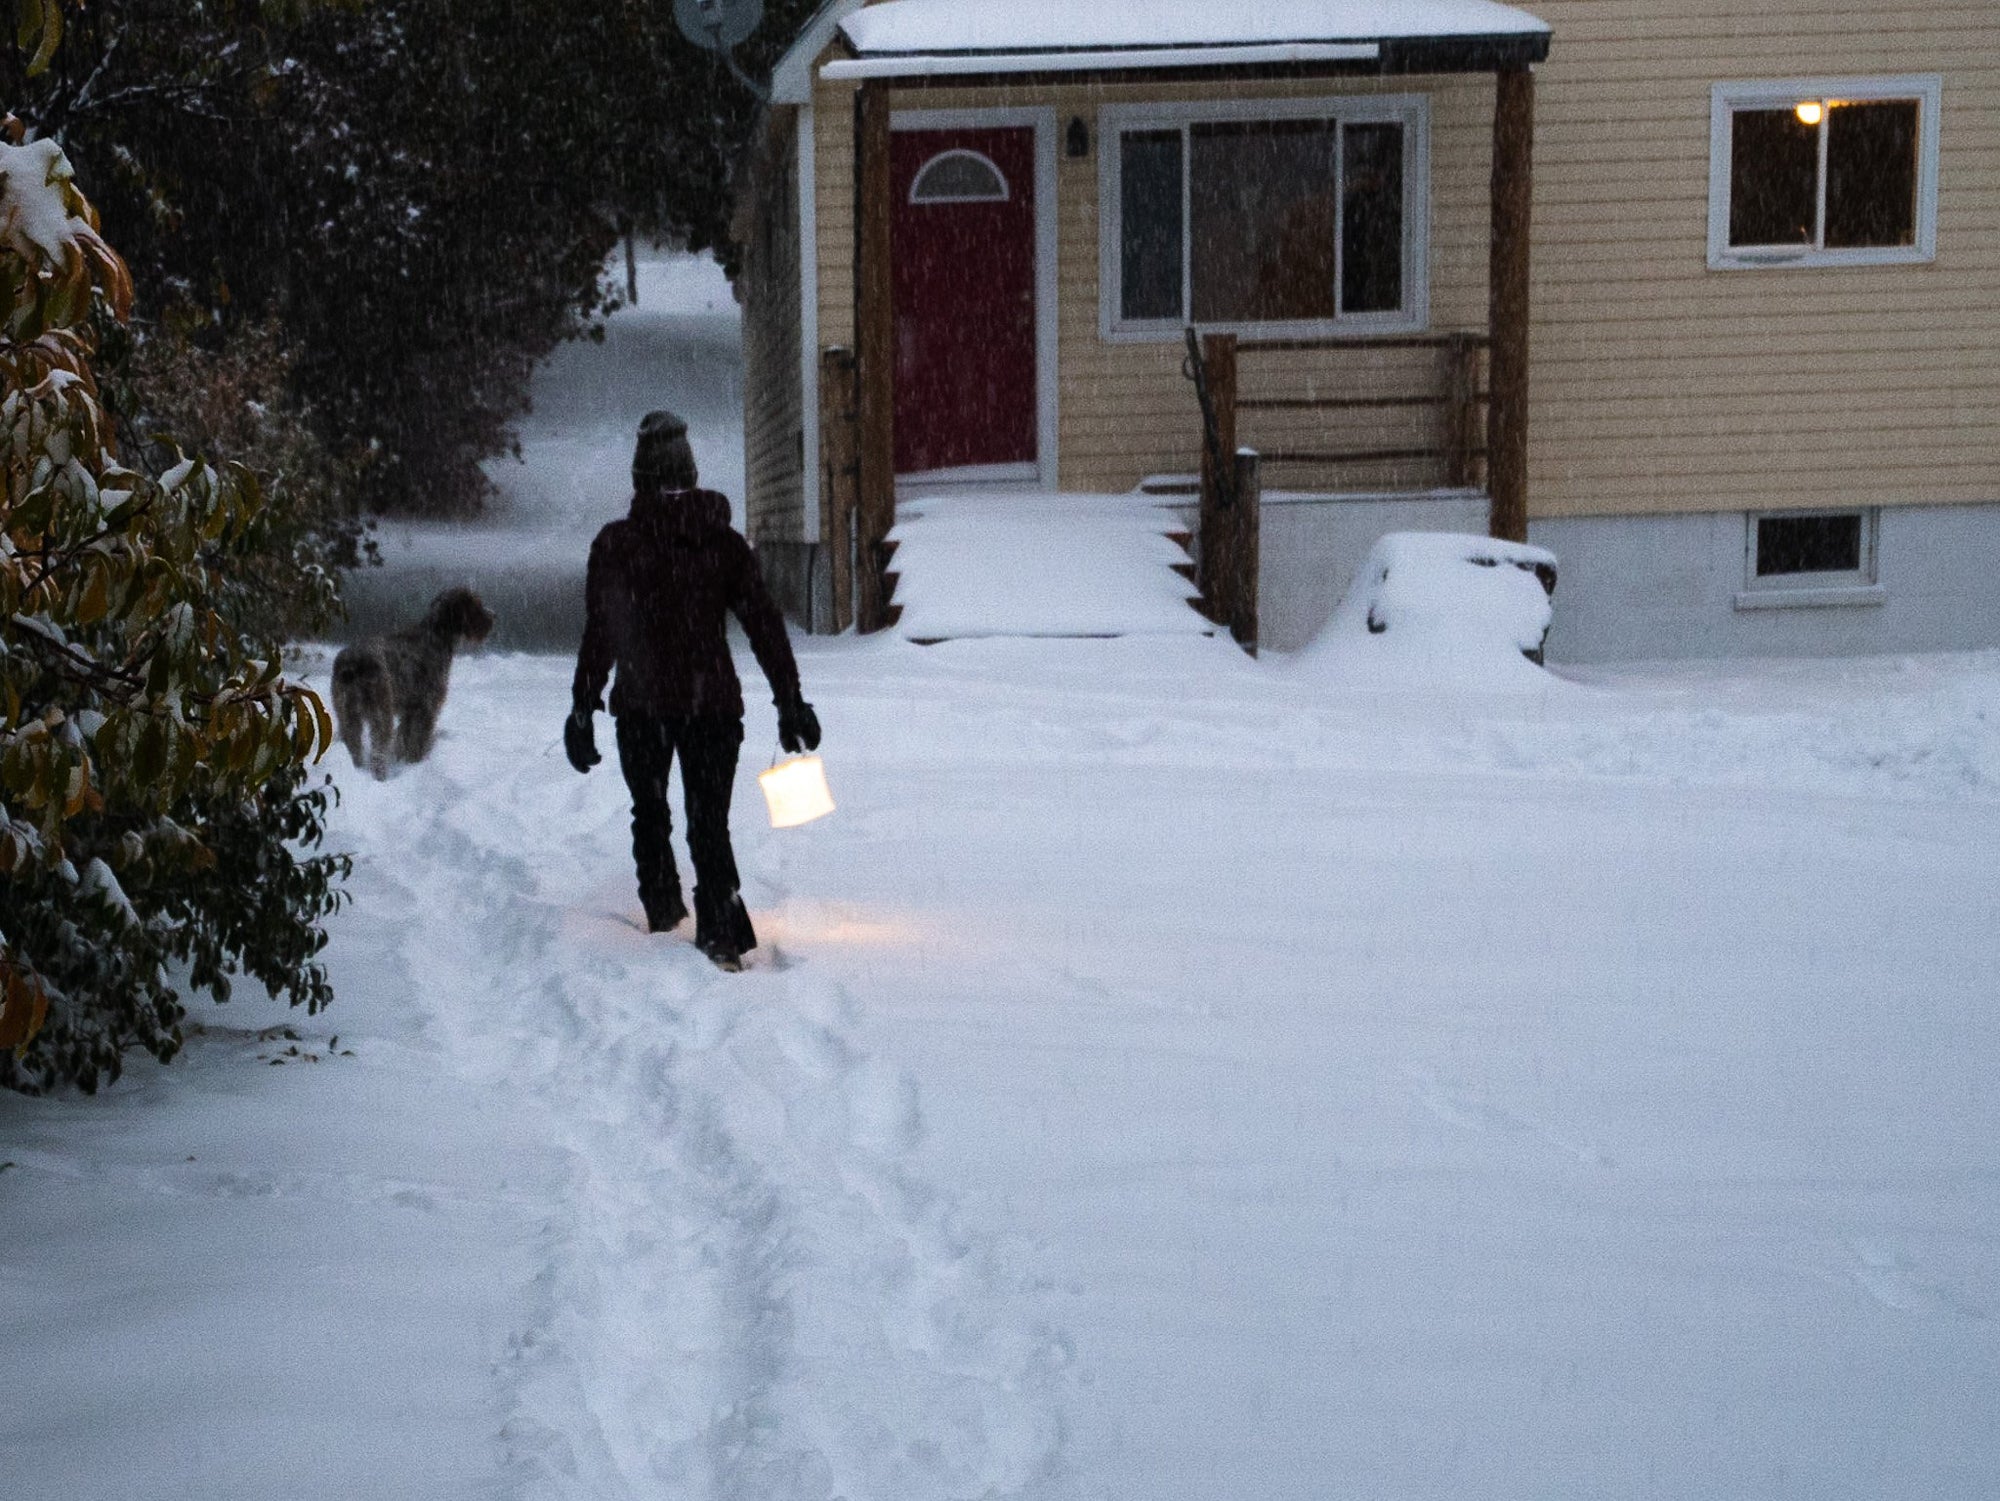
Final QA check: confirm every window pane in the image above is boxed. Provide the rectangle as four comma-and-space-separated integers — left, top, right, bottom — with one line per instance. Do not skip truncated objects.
1825, 100, 1918, 248
1730, 108, 1818, 247
1119, 131, 1184, 322
911, 150, 1008, 203
1190, 120, 1339, 323
1342, 121, 1405, 314
1756, 513, 1863, 575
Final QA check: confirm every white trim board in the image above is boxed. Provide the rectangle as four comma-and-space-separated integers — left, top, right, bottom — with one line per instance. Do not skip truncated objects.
891, 106, 1062, 491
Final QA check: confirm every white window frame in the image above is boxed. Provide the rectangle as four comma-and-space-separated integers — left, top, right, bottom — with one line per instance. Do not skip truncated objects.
1735, 506, 1885, 610
1707, 74, 1942, 271
1098, 94, 1431, 343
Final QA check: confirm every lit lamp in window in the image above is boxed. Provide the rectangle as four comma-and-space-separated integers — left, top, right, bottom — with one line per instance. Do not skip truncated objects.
759, 754, 835, 829
1795, 100, 1824, 126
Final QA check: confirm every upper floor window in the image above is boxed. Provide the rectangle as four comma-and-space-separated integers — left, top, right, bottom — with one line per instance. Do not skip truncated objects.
1708, 75, 1941, 269
1101, 97, 1429, 339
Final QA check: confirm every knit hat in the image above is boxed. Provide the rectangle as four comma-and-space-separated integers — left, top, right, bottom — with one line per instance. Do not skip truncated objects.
632, 409, 697, 490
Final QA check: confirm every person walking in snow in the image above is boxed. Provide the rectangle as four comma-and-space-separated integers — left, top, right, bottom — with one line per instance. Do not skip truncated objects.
563, 410, 820, 970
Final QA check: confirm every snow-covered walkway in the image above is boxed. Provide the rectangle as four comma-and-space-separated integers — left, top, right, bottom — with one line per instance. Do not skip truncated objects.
5, 636, 2000, 1499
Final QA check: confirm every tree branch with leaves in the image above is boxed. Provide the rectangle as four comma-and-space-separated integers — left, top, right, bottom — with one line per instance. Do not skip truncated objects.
1, 111, 343, 1091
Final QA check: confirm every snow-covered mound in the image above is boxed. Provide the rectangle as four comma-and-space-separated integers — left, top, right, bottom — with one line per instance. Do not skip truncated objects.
887, 491, 1206, 640
1300, 530, 1559, 688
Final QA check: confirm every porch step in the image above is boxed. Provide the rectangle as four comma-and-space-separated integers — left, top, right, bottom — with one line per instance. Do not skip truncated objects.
884, 490, 1210, 641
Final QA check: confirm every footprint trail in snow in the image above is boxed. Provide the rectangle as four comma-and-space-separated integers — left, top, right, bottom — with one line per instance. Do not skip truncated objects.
329, 694, 1072, 1501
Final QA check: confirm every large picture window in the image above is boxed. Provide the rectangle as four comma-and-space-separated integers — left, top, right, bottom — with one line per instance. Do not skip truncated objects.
1102, 98, 1428, 337
1708, 75, 1941, 269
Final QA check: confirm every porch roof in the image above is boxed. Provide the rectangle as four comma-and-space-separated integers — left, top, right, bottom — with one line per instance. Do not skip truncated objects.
826, 0, 1550, 81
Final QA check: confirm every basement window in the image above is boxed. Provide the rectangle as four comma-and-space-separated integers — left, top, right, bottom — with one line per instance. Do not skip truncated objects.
1738, 508, 1884, 609
1101, 96, 1428, 338
1709, 75, 1940, 268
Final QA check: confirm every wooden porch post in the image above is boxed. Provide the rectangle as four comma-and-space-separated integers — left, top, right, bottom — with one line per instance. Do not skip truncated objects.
818, 346, 859, 633
1230, 448, 1261, 655
1198, 331, 1239, 625
855, 81, 896, 631
1193, 333, 1258, 653
1487, 65, 1535, 544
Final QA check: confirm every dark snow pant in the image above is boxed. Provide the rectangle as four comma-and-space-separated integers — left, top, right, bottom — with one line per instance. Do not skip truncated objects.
614, 712, 757, 953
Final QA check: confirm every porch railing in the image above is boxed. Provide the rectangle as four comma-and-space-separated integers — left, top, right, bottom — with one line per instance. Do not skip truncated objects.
1205, 330, 1490, 493
1181, 328, 1490, 655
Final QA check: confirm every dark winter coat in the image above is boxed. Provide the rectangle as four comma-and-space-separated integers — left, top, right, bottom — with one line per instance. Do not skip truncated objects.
571, 486, 801, 721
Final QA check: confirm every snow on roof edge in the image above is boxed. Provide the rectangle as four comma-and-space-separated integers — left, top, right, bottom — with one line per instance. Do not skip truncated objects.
841, 0, 1550, 58
772, 0, 868, 105
823, 43, 1382, 83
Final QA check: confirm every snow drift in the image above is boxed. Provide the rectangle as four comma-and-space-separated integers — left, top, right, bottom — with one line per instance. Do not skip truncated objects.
1300, 530, 1559, 688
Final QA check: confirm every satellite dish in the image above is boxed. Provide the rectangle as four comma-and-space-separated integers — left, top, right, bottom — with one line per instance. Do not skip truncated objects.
674, 0, 763, 53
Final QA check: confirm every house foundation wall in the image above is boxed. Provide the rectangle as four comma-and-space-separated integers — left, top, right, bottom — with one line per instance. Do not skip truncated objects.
1531, 503, 2000, 663
1247, 496, 2000, 661
1251, 490, 1492, 652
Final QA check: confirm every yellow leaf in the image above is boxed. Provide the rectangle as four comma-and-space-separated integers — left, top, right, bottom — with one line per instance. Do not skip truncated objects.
20, 0, 62, 81
311, 693, 333, 760
0, 963, 51, 1052
62, 756, 89, 818
75, 557, 109, 624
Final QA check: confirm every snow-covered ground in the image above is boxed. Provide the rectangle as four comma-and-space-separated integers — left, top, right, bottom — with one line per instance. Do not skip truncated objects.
4, 636, 1998, 1499
5, 254, 1999, 1499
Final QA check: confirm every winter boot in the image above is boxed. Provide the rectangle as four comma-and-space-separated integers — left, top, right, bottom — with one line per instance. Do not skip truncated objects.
697, 939, 745, 973
641, 885, 689, 935
694, 886, 756, 971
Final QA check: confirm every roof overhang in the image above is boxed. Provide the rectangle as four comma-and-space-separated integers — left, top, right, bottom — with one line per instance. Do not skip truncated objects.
820, 36, 1548, 89
828, 0, 1550, 85
774, 1, 1549, 104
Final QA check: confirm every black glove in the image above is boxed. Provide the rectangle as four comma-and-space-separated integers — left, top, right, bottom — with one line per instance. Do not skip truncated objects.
777, 698, 821, 755
563, 709, 601, 773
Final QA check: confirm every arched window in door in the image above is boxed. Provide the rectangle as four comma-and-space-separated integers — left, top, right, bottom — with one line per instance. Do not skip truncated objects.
909, 149, 1010, 204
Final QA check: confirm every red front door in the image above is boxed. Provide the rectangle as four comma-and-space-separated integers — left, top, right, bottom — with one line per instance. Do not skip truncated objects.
891, 127, 1037, 476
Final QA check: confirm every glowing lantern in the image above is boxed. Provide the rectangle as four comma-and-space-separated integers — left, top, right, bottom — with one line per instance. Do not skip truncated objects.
1795, 100, 1824, 126
759, 755, 835, 829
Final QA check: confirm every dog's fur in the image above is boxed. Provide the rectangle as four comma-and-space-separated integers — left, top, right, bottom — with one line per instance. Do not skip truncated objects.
331, 587, 495, 778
